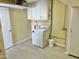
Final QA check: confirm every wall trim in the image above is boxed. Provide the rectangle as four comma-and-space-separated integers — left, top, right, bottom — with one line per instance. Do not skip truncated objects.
65, 51, 69, 55
55, 43, 66, 47
6, 36, 32, 50
13, 36, 32, 46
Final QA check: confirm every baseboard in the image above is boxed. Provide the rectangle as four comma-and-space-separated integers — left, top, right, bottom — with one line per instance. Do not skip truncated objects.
55, 43, 66, 47
6, 36, 32, 50
65, 51, 69, 55
13, 36, 32, 46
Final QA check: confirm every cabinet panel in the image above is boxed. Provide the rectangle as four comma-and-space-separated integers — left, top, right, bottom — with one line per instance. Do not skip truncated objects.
39, 0, 48, 20
27, 7, 32, 20
32, 3, 40, 20
28, 0, 48, 20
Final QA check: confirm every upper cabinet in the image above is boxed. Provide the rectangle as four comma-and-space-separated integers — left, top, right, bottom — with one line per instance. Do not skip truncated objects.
27, 0, 49, 20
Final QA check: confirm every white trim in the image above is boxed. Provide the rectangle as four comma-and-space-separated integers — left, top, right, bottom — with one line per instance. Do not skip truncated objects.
55, 43, 66, 47
66, 7, 72, 52
6, 36, 32, 50
13, 36, 32, 46
65, 51, 69, 55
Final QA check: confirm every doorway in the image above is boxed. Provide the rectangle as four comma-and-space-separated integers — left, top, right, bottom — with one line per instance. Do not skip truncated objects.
52, 0, 69, 46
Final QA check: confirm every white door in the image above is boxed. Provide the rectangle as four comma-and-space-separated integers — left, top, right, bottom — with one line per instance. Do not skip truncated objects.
0, 7, 13, 49
67, 8, 79, 57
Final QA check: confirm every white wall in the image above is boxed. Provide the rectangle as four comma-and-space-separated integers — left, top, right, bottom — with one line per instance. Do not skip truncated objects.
9, 9, 32, 44
59, 0, 79, 7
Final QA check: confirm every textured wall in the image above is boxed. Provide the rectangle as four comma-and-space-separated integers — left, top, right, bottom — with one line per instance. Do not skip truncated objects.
52, 0, 69, 45
59, 0, 79, 7
9, 9, 31, 44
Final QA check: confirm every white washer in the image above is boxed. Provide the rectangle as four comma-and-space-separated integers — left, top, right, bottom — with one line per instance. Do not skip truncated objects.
32, 28, 49, 48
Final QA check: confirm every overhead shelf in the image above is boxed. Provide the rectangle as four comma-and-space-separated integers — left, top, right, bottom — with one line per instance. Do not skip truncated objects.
0, 3, 27, 9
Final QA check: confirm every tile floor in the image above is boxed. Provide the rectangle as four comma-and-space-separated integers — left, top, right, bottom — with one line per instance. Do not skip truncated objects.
6, 39, 77, 59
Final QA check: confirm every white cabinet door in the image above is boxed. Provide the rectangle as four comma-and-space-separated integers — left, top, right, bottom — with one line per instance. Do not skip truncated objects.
0, 7, 13, 49
67, 8, 79, 57
32, 3, 40, 20
39, 0, 48, 20
27, 7, 32, 20
28, 0, 48, 20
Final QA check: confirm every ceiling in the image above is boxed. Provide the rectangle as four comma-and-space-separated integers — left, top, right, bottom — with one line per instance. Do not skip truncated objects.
59, 0, 79, 7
